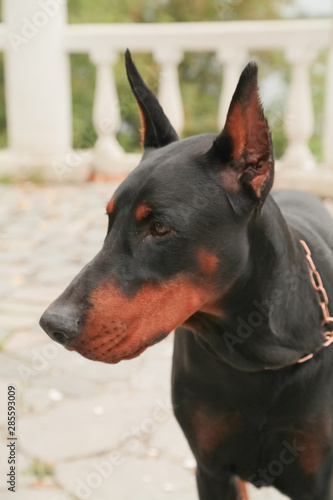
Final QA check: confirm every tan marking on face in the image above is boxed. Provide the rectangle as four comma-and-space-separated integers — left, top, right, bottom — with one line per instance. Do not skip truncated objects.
192, 408, 242, 456
135, 203, 152, 221
197, 248, 219, 275
106, 199, 115, 215
71, 277, 216, 364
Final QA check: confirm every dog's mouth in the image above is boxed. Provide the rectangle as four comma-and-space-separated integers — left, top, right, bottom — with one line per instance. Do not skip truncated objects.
118, 332, 169, 362
63, 277, 209, 364
68, 330, 169, 364
48, 275, 220, 364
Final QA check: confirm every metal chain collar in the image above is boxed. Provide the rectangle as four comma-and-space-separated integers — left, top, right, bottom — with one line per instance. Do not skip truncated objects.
297, 240, 333, 364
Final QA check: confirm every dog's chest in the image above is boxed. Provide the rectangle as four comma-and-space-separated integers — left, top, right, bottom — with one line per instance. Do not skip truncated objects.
177, 400, 332, 484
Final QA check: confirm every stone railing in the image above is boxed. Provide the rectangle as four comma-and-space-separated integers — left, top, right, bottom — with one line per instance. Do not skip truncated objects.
0, 0, 333, 195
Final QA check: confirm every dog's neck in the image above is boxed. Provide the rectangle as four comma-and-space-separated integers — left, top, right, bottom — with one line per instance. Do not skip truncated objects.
188, 195, 325, 372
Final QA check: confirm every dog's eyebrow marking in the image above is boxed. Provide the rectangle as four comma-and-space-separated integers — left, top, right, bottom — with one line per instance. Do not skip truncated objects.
135, 203, 152, 221
106, 199, 115, 215
197, 248, 219, 274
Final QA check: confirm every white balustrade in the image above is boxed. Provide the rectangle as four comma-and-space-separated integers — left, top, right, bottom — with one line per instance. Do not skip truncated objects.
0, 9, 332, 191
154, 48, 184, 136
89, 50, 125, 175
281, 46, 316, 171
1, 0, 72, 177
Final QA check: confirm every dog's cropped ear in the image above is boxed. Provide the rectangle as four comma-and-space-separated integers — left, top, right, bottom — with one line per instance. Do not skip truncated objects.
208, 62, 274, 214
125, 49, 178, 150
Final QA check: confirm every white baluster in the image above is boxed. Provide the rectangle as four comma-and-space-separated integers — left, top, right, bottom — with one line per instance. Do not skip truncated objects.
154, 49, 184, 136
323, 43, 333, 169
89, 50, 124, 175
281, 47, 316, 171
2, 0, 71, 169
216, 49, 247, 130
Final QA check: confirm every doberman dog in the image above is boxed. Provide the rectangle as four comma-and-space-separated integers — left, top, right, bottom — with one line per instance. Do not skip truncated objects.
40, 50, 333, 500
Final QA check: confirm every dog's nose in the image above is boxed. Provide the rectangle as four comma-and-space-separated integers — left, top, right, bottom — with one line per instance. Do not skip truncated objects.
39, 308, 81, 346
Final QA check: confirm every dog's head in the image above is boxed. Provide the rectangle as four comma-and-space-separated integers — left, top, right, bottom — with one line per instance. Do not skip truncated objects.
39, 50, 274, 363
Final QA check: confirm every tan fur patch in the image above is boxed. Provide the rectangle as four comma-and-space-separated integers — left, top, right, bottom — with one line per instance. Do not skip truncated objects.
192, 408, 242, 456
72, 277, 218, 364
135, 203, 152, 221
298, 416, 331, 475
106, 199, 115, 215
197, 248, 219, 275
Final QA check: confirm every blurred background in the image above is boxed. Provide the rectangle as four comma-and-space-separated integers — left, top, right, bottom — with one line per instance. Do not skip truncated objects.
0, 0, 332, 182
67, 0, 332, 162
0, 1, 333, 500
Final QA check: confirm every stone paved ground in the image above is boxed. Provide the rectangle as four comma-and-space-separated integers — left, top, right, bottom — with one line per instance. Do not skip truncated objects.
0, 182, 332, 500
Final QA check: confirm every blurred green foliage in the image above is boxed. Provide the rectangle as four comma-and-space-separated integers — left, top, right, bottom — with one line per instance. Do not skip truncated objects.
68, 0, 288, 24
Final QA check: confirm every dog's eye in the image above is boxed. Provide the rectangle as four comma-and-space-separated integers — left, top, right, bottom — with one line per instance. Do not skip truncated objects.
150, 220, 171, 237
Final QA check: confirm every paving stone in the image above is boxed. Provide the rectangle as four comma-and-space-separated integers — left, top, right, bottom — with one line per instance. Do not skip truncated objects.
82, 228, 106, 244
9, 285, 64, 304
0, 264, 35, 277
0, 327, 11, 345
130, 342, 173, 392
0, 444, 34, 491
149, 414, 194, 465
36, 265, 82, 285
32, 373, 98, 399
21, 386, 58, 414
56, 456, 196, 500
15, 342, 63, 383
0, 353, 37, 383
18, 390, 165, 461
30, 253, 70, 268
4, 330, 46, 353
0, 379, 9, 426
63, 217, 91, 237
0, 248, 35, 264
104, 357, 142, 386
0, 315, 36, 330
0, 301, 42, 315
0, 282, 12, 296
50, 346, 142, 383
76, 248, 101, 264
0, 490, 67, 500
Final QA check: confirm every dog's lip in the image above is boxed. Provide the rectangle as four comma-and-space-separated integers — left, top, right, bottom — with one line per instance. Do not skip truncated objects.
109, 331, 169, 363
64, 331, 169, 363
65, 345, 75, 351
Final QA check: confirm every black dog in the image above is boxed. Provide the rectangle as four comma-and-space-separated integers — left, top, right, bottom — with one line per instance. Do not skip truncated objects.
40, 50, 333, 499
